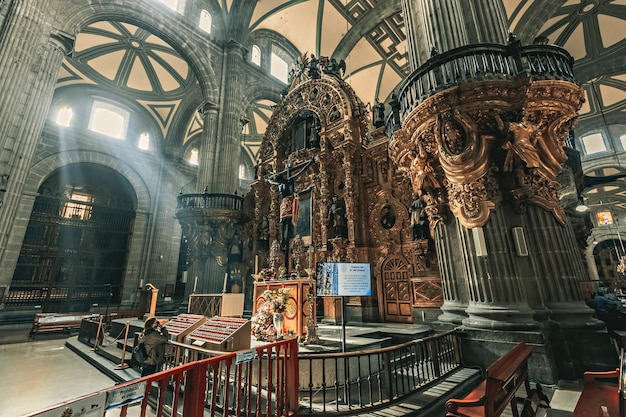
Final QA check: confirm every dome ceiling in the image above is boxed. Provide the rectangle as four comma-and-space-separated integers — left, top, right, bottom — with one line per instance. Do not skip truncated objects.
69, 21, 193, 95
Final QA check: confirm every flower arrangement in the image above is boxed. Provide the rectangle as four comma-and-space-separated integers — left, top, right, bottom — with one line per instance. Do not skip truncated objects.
250, 288, 290, 341
277, 266, 288, 280
266, 288, 290, 313
258, 267, 274, 281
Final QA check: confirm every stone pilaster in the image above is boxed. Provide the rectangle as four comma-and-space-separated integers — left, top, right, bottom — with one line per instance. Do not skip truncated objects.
0, 0, 74, 283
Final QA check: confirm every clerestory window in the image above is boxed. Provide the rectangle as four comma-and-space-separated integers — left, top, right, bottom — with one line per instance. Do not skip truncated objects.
88, 101, 129, 140
199, 10, 212, 33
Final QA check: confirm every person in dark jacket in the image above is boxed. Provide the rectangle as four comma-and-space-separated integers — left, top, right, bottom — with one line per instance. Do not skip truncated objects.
138, 317, 169, 376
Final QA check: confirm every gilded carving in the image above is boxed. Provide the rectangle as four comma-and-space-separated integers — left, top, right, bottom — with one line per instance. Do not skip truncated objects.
389, 78, 583, 229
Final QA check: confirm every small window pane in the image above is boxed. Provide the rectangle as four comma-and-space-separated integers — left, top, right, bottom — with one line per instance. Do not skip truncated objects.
57, 106, 73, 127
620, 134, 626, 150
88, 101, 129, 139
62, 192, 93, 220
189, 148, 199, 165
251, 45, 261, 66
271, 52, 289, 83
199, 10, 211, 33
138, 133, 150, 150
582, 133, 607, 154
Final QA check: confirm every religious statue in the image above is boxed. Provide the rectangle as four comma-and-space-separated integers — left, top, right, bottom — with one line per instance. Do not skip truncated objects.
496, 113, 541, 172
259, 215, 269, 243
410, 196, 428, 240
381, 205, 396, 229
372, 98, 385, 128
266, 157, 315, 250
328, 196, 347, 238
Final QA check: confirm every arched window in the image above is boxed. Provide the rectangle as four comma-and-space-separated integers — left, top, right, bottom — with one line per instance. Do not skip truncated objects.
199, 9, 212, 33
88, 101, 129, 140
189, 148, 199, 165
138, 133, 150, 150
57, 105, 73, 127
251, 45, 261, 66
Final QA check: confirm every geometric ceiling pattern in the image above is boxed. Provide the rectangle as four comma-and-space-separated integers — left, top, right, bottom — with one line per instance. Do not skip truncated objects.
56, 0, 625, 225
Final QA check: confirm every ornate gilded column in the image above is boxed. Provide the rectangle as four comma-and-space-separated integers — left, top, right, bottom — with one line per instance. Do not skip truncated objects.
0, 0, 74, 290
391, 71, 588, 329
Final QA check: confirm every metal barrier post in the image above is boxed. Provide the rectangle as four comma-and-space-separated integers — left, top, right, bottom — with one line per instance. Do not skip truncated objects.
90, 315, 104, 351
115, 321, 130, 370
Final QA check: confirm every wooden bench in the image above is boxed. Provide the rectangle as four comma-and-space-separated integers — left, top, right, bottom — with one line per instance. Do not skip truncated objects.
446, 342, 535, 417
30, 312, 98, 338
572, 349, 625, 417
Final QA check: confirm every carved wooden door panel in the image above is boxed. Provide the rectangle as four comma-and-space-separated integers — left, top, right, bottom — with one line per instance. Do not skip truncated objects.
382, 257, 412, 323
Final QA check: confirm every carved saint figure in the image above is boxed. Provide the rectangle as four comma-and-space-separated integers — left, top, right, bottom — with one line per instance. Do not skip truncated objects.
328, 196, 347, 238
497, 114, 541, 172
381, 205, 396, 229
411, 143, 440, 192
410, 196, 428, 240
266, 157, 315, 249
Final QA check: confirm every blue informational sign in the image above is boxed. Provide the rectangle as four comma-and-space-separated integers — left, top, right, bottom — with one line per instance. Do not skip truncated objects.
316, 262, 371, 297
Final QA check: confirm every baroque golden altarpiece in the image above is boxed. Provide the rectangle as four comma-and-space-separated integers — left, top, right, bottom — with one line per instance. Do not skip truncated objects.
243, 58, 441, 324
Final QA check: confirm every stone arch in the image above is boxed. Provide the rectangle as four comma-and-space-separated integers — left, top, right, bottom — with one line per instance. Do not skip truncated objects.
26, 150, 152, 214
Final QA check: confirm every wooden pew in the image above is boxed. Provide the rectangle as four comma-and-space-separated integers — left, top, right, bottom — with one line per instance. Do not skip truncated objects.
30, 312, 98, 339
572, 349, 626, 417
446, 342, 535, 417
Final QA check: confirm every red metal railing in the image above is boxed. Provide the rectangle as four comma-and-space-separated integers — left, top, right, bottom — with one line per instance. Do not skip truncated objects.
27, 337, 299, 417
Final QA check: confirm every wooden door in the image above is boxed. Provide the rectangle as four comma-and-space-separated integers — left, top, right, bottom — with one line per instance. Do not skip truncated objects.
382, 257, 412, 323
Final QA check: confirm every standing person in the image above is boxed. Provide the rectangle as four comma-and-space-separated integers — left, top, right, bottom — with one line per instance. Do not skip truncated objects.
139, 317, 169, 377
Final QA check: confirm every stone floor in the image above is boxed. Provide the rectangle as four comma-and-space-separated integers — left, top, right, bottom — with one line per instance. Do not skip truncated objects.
0, 322, 585, 417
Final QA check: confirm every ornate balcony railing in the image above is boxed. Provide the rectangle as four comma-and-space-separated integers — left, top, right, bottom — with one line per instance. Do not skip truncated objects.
386, 42, 577, 136
176, 192, 244, 212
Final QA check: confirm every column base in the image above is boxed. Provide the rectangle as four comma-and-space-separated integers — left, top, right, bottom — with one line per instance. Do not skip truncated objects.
456, 326, 618, 384
437, 300, 467, 325
463, 303, 541, 330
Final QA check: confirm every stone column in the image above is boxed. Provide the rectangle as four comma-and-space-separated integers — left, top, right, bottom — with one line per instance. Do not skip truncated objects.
211, 40, 247, 194
401, 0, 468, 69
434, 220, 469, 325
401, 0, 509, 69
0, 0, 73, 286
197, 102, 219, 192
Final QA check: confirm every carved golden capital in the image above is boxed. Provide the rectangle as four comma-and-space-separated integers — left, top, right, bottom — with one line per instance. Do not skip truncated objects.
389, 78, 583, 228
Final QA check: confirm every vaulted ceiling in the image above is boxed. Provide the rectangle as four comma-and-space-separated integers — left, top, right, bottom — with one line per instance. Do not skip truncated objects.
55, 0, 626, 237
